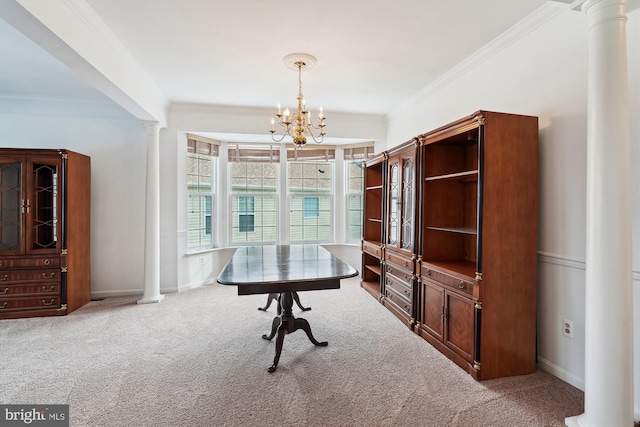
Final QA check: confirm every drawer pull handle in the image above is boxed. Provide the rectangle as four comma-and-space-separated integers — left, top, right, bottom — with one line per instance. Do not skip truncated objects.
42, 272, 56, 279
0, 302, 7, 309
1, 275, 7, 281
458, 281, 465, 289
0, 261, 3, 267
0, 288, 8, 294
42, 299, 55, 306
44, 259, 51, 265
42, 285, 55, 292
425, 269, 431, 276
404, 261, 409, 267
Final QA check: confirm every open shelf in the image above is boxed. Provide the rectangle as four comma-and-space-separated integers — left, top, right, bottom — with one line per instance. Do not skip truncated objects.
361, 280, 381, 298
425, 170, 478, 182
365, 264, 382, 276
425, 226, 477, 235
365, 185, 384, 191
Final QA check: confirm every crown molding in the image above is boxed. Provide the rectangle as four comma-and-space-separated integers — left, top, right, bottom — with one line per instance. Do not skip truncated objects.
396, 2, 571, 110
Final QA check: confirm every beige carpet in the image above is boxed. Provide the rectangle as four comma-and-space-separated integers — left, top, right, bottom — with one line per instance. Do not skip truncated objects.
1, 277, 584, 426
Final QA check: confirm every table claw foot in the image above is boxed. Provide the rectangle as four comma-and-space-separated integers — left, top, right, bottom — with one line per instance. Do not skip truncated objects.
268, 326, 287, 373
262, 316, 281, 340
295, 317, 328, 346
258, 293, 278, 311
292, 292, 311, 311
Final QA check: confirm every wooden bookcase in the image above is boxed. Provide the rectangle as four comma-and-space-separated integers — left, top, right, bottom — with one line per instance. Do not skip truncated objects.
0, 148, 91, 319
360, 153, 386, 300
360, 110, 539, 380
416, 111, 538, 380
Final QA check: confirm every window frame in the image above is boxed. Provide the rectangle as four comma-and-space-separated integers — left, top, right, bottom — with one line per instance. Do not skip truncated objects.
186, 137, 219, 250
286, 146, 336, 244
228, 144, 280, 246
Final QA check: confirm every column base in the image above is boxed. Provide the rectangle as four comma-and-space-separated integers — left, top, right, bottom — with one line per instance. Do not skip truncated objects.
137, 294, 165, 304
565, 415, 584, 427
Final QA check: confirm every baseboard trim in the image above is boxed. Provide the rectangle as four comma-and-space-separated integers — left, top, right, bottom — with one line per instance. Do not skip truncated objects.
537, 355, 585, 391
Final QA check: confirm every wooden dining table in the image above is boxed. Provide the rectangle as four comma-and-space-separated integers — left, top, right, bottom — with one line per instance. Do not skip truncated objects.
217, 245, 358, 372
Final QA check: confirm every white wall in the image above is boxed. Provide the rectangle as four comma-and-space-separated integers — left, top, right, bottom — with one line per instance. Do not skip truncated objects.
0, 98, 149, 298
386, 1, 639, 415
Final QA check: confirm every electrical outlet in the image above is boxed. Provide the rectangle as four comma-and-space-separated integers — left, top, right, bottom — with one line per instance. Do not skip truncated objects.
563, 318, 574, 339
199, 257, 205, 265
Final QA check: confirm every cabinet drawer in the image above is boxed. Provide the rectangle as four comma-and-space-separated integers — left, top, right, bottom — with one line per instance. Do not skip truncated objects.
0, 283, 60, 297
0, 296, 61, 311
0, 269, 60, 283
384, 286, 412, 315
0, 257, 60, 269
362, 241, 382, 258
385, 251, 414, 273
385, 263, 413, 286
421, 266, 474, 296
385, 274, 412, 301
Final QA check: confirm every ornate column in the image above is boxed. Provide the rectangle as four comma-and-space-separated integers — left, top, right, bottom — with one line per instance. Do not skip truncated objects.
566, 0, 633, 426
138, 121, 165, 304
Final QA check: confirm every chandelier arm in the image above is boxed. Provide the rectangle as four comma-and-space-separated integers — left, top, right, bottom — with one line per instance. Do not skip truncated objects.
307, 123, 326, 131
308, 132, 325, 144
270, 132, 289, 143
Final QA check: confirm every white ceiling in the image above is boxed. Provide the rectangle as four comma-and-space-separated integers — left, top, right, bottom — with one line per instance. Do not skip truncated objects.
0, 0, 551, 129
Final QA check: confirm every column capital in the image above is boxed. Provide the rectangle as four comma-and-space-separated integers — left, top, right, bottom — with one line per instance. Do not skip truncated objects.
581, 0, 628, 21
142, 120, 160, 135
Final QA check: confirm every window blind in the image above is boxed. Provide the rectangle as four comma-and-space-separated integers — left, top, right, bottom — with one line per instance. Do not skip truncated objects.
187, 136, 220, 157
344, 144, 375, 161
286, 145, 336, 161
230, 145, 280, 163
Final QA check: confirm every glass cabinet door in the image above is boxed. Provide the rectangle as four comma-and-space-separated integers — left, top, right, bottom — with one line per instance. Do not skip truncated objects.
27, 159, 61, 253
0, 160, 23, 252
400, 157, 414, 250
0, 157, 61, 256
387, 160, 399, 247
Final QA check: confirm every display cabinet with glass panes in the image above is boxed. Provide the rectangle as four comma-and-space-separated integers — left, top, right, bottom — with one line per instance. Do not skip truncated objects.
0, 148, 91, 319
381, 139, 419, 328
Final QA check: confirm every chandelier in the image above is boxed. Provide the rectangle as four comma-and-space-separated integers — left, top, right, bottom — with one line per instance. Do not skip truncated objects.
269, 53, 326, 146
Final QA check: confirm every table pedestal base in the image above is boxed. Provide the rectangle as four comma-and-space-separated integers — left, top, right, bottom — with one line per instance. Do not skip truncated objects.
258, 292, 311, 312
261, 292, 327, 372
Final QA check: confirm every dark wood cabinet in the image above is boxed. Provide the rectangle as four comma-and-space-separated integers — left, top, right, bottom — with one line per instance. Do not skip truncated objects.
0, 149, 91, 319
361, 111, 538, 380
380, 140, 419, 327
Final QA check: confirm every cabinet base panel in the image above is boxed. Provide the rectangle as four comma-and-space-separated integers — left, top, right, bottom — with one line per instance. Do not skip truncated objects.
381, 298, 413, 329
416, 326, 480, 380
360, 280, 381, 301
0, 307, 68, 320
